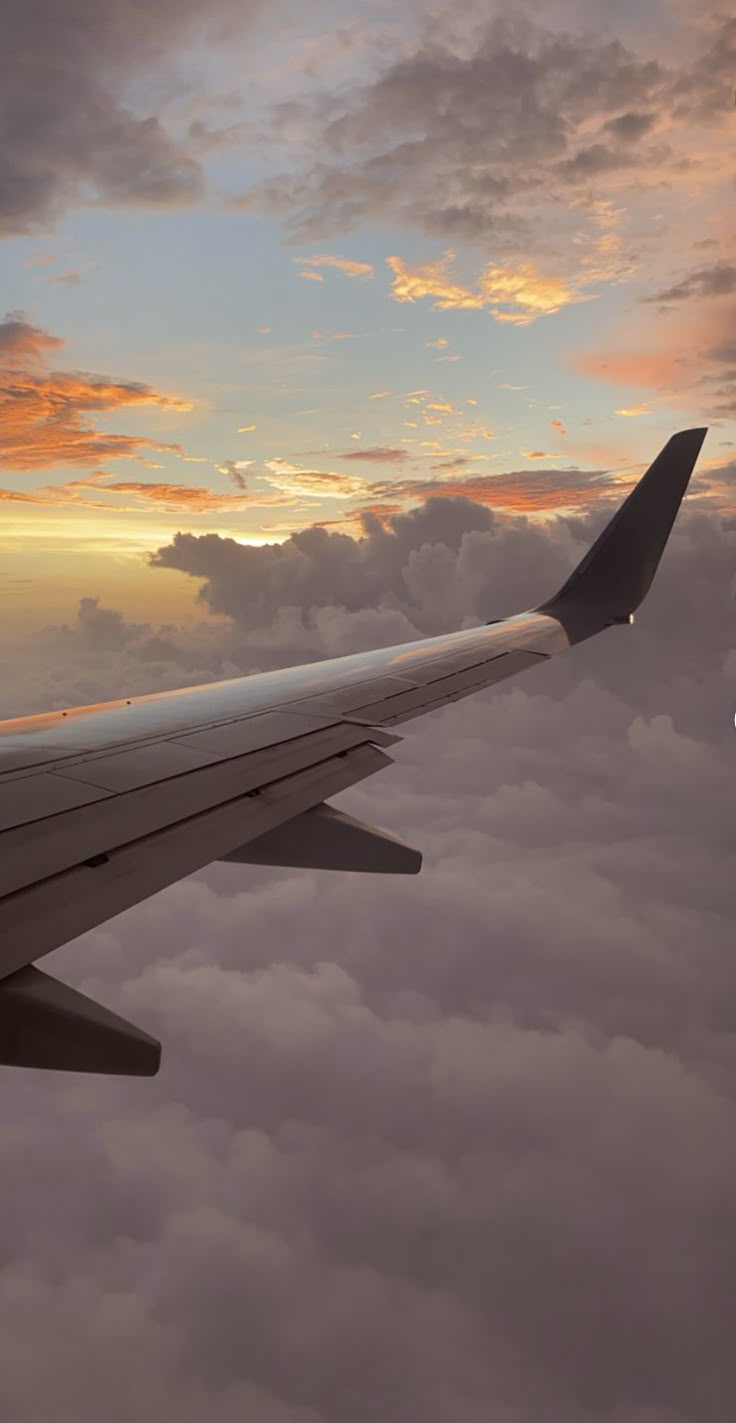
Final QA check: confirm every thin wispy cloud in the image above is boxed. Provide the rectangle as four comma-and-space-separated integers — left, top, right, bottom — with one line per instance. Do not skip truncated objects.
294, 254, 375, 278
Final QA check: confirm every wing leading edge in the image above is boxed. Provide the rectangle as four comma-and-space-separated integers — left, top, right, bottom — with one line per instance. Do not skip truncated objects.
0, 429, 707, 1074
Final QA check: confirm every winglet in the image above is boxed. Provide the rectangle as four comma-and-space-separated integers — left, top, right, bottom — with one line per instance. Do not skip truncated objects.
538, 428, 707, 643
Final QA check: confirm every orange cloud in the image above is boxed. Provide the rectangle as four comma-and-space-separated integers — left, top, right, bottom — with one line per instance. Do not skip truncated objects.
299, 270, 324, 282
365, 468, 623, 516
387, 251, 584, 325
0, 368, 191, 472
0, 477, 294, 515
98, 481, 287, 513
0, 315, 192, 474
616, 402, 651, 417
550, 418, 568, 435
294, 254, 374, 279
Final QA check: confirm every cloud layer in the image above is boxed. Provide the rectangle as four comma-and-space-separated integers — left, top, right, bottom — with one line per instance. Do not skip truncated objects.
1, 487, 735, 1421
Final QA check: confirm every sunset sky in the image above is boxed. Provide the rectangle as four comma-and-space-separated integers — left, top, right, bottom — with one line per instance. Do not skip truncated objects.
2, 6, 736, 1423
1, 0, 734, 634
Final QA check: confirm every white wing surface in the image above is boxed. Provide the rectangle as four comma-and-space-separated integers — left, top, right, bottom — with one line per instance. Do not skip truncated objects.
0, 429, 707, 1074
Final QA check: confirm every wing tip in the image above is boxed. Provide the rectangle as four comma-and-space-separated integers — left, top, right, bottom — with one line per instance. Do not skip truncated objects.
539, 426, 708, 642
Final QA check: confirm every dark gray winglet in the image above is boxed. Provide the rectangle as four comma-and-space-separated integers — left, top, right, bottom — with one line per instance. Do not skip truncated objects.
537, 427, 707, 644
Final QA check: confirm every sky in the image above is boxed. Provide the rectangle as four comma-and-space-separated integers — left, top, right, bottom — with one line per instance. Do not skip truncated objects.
1, 0, 735, 635
1, 2, 736, 1420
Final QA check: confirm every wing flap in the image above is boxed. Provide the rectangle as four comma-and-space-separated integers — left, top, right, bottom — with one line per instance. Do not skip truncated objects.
0, 720, 399, 902
222, 802, 422, 874
0, 771, 112, 832
0, 965, 161, 1077
0, 740, 394, 975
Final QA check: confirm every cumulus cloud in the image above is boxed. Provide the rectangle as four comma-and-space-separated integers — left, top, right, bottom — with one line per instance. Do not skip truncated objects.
0, 0, 265, 234
2, 483, 735, 1421
147, 484, 633, 653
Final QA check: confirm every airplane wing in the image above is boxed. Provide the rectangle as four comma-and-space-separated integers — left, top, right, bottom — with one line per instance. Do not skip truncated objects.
0, 429, 707, 1075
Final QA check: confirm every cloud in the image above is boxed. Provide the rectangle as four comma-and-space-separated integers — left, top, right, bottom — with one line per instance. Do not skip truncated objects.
337, 447, 409, 464
0, 311, 65, 365
245, 14, 732, 258
262, 459, 366, 499
549, 419, 567, 435
602, 110, 656, 142
387, 252, 583, 325
148, 469, 644, 646
431, 456, 471, 472
2, 488, 735, 1422
575, 287, 736, 416
45, 269, 82, 287
0, 0, 266, 235
294, 255, 375, 278
0, 313, 191, 473
218, 460, 250, 490
616, 402, 651, 417
299, 270, 324, 282
0, 473, 295, 515
643, 261, 736, 305
103, 480, 268, 513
